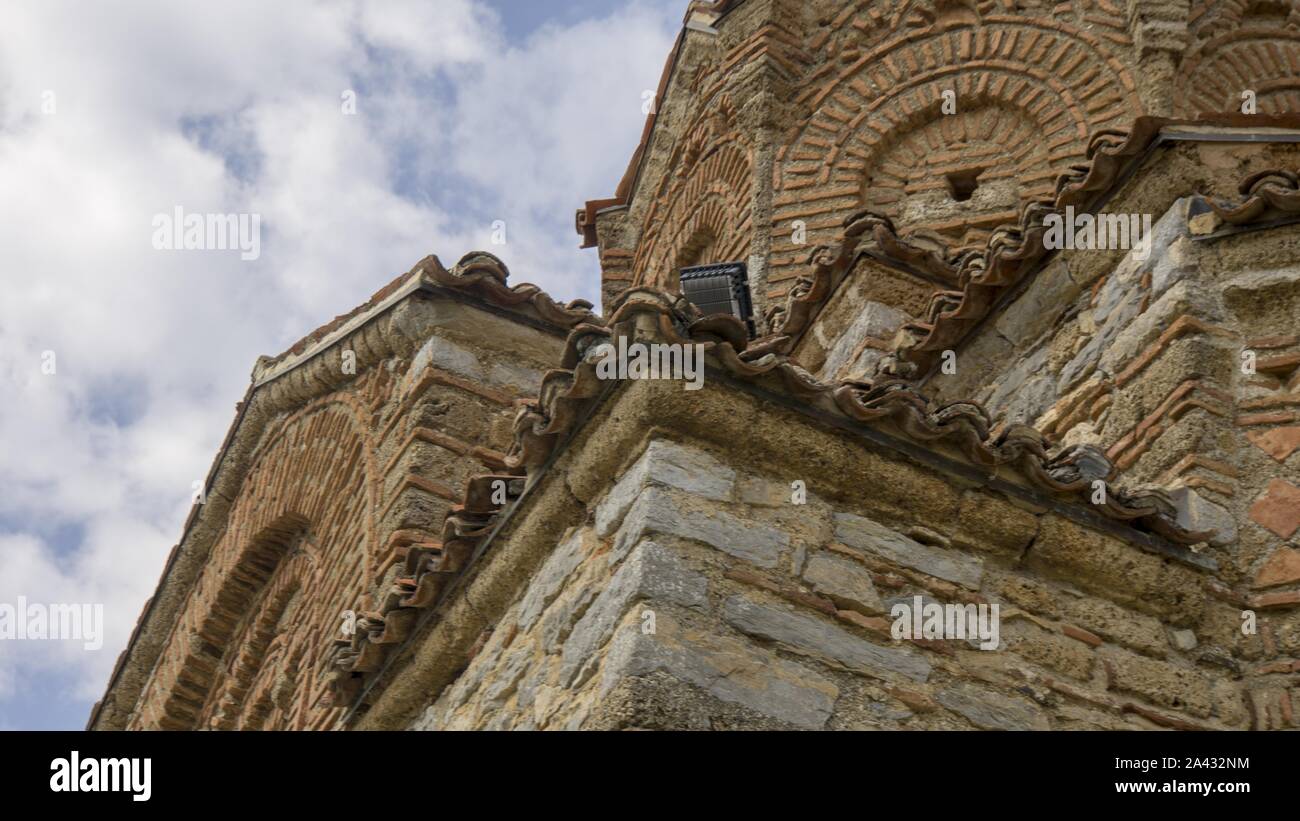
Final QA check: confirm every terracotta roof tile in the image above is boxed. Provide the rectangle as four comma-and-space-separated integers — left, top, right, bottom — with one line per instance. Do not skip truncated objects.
327, 277, 1229, 709
764, 114, 1300, 379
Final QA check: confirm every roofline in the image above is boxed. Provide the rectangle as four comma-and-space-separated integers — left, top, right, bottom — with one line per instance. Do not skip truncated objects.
577, 2, 732, 247
251, 271, 575, 391
762, 116, 1300, 378
348, 357, 1215, 727
914, 121, 1300, 385
88, 254, 590, 729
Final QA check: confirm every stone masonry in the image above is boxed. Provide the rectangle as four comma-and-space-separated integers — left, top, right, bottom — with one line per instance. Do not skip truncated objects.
94, 1, 1300, 731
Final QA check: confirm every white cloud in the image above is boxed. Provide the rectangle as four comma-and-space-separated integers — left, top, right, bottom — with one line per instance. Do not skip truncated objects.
356, 0, 502, 70
0, 0, 679, 727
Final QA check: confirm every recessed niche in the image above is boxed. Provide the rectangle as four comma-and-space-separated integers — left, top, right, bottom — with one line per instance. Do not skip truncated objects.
946, 168, 984, 202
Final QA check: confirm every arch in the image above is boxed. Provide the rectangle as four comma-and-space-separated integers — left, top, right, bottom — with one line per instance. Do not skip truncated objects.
129, 393, 379, 730
198, 522, 313, 730
632, 97, 754, 291
861, 100, 1056, 246
1176, 25, 1300, 116
768, 12, 1140, 295
1189, 0, 1300, 40
675, 224, 720, 270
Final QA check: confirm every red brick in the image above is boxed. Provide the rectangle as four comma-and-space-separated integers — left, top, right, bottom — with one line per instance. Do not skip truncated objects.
1121, 702, 1209, 730
1254, 548, 1300, 589
836, 609, 894, 637
1258, 352, 1300, 374
1249, 479, 1300, 539
885, 684, 938, 713
1246, 335, 1299, 349
1237, 411, 1299, 427
1253, 659, 1300, 675
1247, 426, 1300, 462
1061, 623, 1104, 647
1251, 590, 1300, 609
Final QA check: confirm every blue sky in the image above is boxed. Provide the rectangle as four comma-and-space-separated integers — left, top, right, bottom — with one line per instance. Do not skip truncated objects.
0, 0, 682, 730
485, 0, 651, 39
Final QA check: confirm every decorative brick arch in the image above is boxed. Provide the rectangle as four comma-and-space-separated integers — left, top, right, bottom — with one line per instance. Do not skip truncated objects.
129, 392, 379, 730
859, 100, 1062, 246
886, 0, 1008, 32
633, 99, 753, 291
1189, 0, 1300, 39
769, 9, 1140, 293
1177, 3, 1300, 115
198, 523, 314, 730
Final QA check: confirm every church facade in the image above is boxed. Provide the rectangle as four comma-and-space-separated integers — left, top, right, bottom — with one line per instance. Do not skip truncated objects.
93, 0, 1300, 731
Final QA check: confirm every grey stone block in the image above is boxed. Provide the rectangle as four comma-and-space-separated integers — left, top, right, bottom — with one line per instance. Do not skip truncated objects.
1150, 235, 1196, 297
1167, 486, 1237, 547
802, 553, 883, 614
1170, 628, 1198, 652
602, 623, 839, 729
412, 334, 542, 392
998, 373, 1056, 427
560, 541, 708, 685
479, 645, 532, 708
995, 259, 1081, 347
595, 439, 736, 536
722, 595, 930, 682
821, 301, 907, 379
936, 682, 1048, 730
986, 346, 1048, 418
1098, 280, 1192, 375
1059, 279, 1145, 392
833, 512, 983, 589
612, 486, 788, 567
436, 626, 507, 715
517, 530, 588, 630
540, 581, 601, 652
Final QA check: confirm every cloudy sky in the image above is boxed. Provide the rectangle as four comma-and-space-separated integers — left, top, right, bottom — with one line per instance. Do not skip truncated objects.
0, 0, 681, 730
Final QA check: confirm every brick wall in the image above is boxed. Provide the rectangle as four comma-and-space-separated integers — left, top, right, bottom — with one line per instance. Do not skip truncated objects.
588, 1, 1300, 318
116, 287, 570, 730
105, 2, 1300, 734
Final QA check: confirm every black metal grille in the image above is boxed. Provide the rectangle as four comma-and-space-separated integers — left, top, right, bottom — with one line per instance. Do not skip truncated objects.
678, 261, 755, 337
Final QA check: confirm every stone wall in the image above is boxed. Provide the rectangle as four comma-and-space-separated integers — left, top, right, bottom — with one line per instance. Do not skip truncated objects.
99, 271, 576, 730
103, 2, 1300, 734
903, 157, 1300, 729
790, 256, 928, 382
922, 180, 1300, 534
413, 420, 1269, 730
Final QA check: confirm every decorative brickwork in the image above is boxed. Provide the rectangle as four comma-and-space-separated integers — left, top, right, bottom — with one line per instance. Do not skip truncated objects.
1177, 1, 1300, 115
584, 2, 1300, 314
129, 391, 381, 730
631, 101, 755, 290
92, 254, 587, 730
97, 2, 1300, 732
769, 7, 1141, 295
